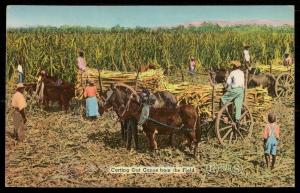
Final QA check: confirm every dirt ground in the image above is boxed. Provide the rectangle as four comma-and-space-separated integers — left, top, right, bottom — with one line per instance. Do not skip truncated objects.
5, 76, 294, 187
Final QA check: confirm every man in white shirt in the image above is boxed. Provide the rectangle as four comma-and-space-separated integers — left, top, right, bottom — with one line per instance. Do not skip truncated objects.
221, 60, 245, 125
17, 64, 24, 83
243, 45, 251, 69
283, 53, 292, 72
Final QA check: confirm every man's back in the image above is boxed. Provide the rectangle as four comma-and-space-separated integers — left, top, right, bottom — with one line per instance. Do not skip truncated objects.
227, 69, 245, 88
243, 49, 250, 62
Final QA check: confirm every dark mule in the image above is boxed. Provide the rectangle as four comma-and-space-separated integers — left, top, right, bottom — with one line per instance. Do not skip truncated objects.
119, 96, 199, 154
100, 84, 140, 149
247, 73, 276, 96
36, 70, 75, 112
43, 82, 75, 112
209, 67, 229, 85
141, 89, 177, 109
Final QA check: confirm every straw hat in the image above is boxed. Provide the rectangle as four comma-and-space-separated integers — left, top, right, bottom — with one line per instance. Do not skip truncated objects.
230, 60, 241, 67
16, 83, 25, 89
243, 43, 250, 48
78, 49, 84, 54
191, 56, 195, 60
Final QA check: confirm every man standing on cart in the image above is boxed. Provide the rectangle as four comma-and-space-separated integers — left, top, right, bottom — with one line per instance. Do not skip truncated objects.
243, 44, 251, 70
221, 60, 245, 128
283, 53, 292, 73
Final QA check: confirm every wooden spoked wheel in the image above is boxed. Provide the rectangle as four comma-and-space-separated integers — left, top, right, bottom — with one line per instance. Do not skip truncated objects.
215, 102, 254, 146
275, 73, 294, 98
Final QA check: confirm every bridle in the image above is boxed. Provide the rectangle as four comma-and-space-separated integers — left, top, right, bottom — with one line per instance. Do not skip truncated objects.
105, 90, 141, 122
118, 93, 142, 119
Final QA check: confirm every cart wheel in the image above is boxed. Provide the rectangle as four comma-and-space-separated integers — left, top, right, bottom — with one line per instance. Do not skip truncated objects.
215, 102, 254, 146
275, 73, 294, 98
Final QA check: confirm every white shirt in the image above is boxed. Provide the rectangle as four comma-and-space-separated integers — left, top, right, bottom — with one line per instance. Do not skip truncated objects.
243, 50, 250, 62
17, 64, 23, 74
226, 69, 245, 89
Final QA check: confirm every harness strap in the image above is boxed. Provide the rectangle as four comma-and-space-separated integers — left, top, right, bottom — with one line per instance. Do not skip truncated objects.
147, 117, 180, 130
120, 93, 135, 118
268, 124, 276, 137
147, 117, 193, 132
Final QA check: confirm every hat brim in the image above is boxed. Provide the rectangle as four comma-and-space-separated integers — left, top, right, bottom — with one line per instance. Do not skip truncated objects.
230, 60, 241, 67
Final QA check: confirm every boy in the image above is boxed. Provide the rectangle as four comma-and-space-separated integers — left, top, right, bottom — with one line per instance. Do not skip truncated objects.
263, 112, 280, 170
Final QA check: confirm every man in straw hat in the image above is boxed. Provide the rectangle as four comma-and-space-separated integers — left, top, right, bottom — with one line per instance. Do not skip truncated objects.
11, 83, 27, 142
221, 60, 245, 127
84, 79, 99, 119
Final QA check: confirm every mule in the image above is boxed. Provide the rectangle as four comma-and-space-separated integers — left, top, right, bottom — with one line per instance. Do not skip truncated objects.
247, 73, 276, 96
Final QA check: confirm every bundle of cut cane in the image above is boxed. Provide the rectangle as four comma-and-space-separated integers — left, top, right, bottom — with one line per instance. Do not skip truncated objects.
255, 63, 294, 74
161, 82, 273, 121
75, 67, 165, 99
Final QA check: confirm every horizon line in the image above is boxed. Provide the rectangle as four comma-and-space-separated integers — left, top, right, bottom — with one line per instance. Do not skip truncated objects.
6, 19, 294, 29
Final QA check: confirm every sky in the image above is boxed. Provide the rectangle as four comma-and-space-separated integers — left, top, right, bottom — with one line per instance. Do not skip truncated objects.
6, 5, 294, 28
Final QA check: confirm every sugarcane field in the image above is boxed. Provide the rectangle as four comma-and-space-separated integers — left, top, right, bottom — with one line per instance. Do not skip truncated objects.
5, 6, 295, 187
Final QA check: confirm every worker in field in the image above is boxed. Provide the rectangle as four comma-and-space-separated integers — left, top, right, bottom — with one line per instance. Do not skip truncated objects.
17, 63, 24, 83
221, 60, 244, 128
283, 53, 292, 72
77, 49, 88, 86
243, 45, 251, 70
84, 79, 100, 120
35, 70, 48, 106
263, 112, 280, 170
188, 56, 196, 76
283, 53, 292, 66
11, 83, 27, 142
77, 50, 87, 71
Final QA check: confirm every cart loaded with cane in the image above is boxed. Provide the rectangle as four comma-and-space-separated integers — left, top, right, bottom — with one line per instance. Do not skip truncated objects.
75, 63, 275, 148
